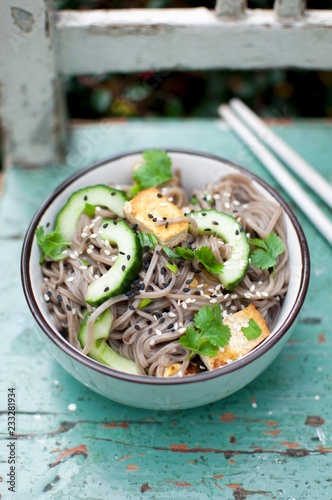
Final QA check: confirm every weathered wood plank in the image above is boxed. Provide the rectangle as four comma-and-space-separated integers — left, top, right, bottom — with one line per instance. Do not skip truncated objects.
274, 0, 306, 19
55, 8, 332, 74
0, 0, 66, 167
215, 0, 246, 18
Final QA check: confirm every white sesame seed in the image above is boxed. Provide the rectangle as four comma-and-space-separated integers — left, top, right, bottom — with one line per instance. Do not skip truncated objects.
94, 274, 100, 280
104, 239, 110, 246
244, 292, 252, 299
182, 303, 188, 310
43, 277, 49, 282
95, 206, 101, 212
256, 291, 262, 297
224, 202, 230, 209
224, 294, 229, 299
215, 284, 221, 291
168, 312, 176, 318
160, 202, 167, 207
178, 370, 183, 378
90, 234, 97, 239
174, 322, 178, 330
250, 284, 256, 292
89, 223, 95, 229
155, 329, 162, 336
210, 298, 217, 304
87, 248, 93, 254
226, 359, 233, 364
179, 322, 183, 328
168, 197, 174, 202
213, 194, 220, 200
219, 347, 225, 352
62, 250, 68, 255
197, 284, 204, 289
67, 277, 74, 282
88, 244, 94, 249
98, 229, 103, 234
231, 294, 238, 299
258, 281, 263, 285
223, 192, 231, 198
233, 200, 240, 206
208, 288, 215, 293
185, 298, 191, 304
111, 256, 117, 262
262, 292, 269, 297
44, 294, 49, 301
79, 265, 88, 270
150, 339, 155, 346
178, 327, 186, 334
69, 253, 76, 259
81, 232, 87, 238
72, 308, 77, 315
230, 305, 237, 311
104, 250, 111, 256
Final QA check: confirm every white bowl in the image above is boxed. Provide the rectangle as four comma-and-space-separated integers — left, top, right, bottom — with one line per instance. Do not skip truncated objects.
21, 150, 310, 410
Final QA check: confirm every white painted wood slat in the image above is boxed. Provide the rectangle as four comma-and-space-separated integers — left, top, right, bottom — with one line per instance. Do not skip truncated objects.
274, 0, 306, 19
215, 0, 246, 18
55, 9, 332, 75
0, 0, 66, 167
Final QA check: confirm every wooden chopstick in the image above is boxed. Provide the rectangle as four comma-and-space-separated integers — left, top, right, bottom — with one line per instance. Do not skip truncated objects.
218, 103, 332, 246
229, 98, 332, 210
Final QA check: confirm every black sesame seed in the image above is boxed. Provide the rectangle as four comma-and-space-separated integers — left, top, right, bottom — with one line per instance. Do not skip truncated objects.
213, 232, 217, 237
129, 305, 135, 310
235, 230, 239, 235
186, 279, 193, 285
202, 213, 207, 216
195, 291, 201, 295
159, 317, 165, 324
165, 222, 169, 229
183, 287, 190, 293
132, 223, 138, 231
240, 227, 244, 232
157, 193, 162, 198
171, 329, 175, 332
66, 304, 72, 311
204, 228, 211, 232
64, 263, 68, 268
144, 245, 150, 253
152, 217, 157, 222
127, 254, 131, 261
46, 222, 50, 228
125, 291, 132, 297
119, 251, 125, 255
148, 328, 153, 334
148, 213, 153, 219
134, 289, 140, 296
103, 223, 109, 229
47, 291, 52, 297
169, 323, 174, 329
111, 192, 116, 196
194, 269, 202, 274
162, 217, 167, 220
135, 325, 141, 330
104, 287, 110, 292
161, 267, 167, 275
56, 294, 62, 302
84, 195, 88, 201
156, 250, 161, 255
212, 221, 219, 225
85, 238, 90, 244
122, 265, 126, 272
148, 285, 153, 291
233, 210, 238, 213
113, 220, 117, 225
140, 283, 145, 290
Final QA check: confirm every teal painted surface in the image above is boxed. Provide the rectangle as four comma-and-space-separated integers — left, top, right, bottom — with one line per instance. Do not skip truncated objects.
0, 119, 331, 499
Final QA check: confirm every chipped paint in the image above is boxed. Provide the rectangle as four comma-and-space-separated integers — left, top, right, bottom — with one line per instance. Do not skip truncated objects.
305, 415, 325, 427
49, 445, 88, 468
219, 412, 236, 422
126, 464, 139, 471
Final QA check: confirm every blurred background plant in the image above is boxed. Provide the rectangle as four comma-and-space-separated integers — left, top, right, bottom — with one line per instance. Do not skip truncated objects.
57, 0, 332, 121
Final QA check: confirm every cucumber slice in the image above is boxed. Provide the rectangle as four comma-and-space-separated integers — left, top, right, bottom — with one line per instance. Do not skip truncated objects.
189, 209, 250, 290
55, 185, 127, 241
86, 219, 142, 307
78, 310, 140, 375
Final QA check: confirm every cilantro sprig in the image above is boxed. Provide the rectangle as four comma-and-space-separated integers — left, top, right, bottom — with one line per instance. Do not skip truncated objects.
131, 150, 172, 196
179, 304, 231, 359
36, 226, 71, 263
241, 319, 262, 340
249, 233, 285, 272
162, 244, 223, 275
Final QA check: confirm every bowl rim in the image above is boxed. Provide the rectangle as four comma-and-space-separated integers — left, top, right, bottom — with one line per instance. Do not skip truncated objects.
21, 148, 310, 385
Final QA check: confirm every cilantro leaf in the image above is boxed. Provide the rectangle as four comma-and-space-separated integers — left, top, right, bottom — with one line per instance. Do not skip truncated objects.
249, 232, 285, 271
36, 226, 71, 262
162, 245, 180, 260
242, 318, 262, 340
132, 150, 172, 192
178, 304, 231, 359
194, 246, 224, 275
175, 246, 195, 260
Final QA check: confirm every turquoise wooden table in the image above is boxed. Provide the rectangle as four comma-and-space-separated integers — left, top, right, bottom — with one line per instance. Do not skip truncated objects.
1, 119, 331, 499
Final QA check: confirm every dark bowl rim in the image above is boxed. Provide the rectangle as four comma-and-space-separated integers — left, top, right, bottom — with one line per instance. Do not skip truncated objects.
21, 148, 310, 386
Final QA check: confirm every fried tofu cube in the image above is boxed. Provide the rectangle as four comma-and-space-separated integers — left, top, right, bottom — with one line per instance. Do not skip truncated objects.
123, 187, 188, 247
200, 304, 270, 370
163, 363, 201, 378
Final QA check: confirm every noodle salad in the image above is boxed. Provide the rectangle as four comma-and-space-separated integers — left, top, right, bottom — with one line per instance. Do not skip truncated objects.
36, 150, 289, 377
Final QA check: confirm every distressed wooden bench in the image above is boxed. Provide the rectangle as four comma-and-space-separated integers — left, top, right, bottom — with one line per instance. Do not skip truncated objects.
0, 1, 331, 498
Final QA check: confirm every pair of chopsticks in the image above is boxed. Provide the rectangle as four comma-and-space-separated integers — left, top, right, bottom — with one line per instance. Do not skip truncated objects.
219, 99, 332, 246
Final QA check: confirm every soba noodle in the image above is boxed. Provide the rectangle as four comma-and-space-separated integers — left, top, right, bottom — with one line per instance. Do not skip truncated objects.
41, 172, 289, 377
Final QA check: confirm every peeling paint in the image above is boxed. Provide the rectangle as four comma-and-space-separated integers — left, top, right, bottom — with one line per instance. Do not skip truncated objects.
219, 412, 236, 422
49, 444, 88, 468
11, 7, 35, 33
305, 415, 325, 427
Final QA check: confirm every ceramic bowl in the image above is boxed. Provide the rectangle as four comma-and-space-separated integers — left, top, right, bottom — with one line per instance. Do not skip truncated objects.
21, 150, 310, 410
